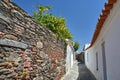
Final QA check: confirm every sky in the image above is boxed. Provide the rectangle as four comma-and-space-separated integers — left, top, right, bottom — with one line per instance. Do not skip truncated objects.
12, 0, 107, 52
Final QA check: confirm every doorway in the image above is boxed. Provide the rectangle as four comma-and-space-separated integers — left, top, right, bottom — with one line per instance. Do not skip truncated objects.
101, 42, 107, 80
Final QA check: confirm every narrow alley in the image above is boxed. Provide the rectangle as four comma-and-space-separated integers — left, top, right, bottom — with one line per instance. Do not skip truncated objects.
77, 62, 96, 80
0, 0, 120, 80
61, 61, 96, 80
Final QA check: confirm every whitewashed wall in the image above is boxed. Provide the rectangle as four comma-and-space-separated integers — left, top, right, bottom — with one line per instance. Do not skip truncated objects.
66, 45, 74, 73
85, 0, 120, 80
85, 44, 104, 80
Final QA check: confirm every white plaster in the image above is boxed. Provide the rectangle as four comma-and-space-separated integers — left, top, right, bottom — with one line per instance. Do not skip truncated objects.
84, 1, 120, 80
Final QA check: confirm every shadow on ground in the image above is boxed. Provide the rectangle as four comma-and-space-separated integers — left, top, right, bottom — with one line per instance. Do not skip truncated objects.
77, 61, 96, 80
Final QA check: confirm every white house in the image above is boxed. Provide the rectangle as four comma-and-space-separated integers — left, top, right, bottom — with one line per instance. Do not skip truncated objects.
84, 0, 120, 80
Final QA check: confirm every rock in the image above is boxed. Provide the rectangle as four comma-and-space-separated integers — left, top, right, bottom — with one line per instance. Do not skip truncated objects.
36, 60, 44, 63
36, 41, 43, 49
5, 52, 19, 62
31, 51, 37, 54
0, 69, 10, 74
43, 41, 48, 45
3, 34, 18, 41
0, 0, 10, 9
40, 51, 47, 59
13, 62, 19, 67
0, 67, 4, 70
41, 60, 48, 67
28, 67, 33, 71
24, 61, 31, 68
2, 71, 11, 75
14, 57, 22, 65
12, 9, 24, 18
0, 39, 28, 49
0, 75, 6, 79
0, 23, 6, 31
24, 49, 31, 54
17, 65, 23, 71
0, 62, 12, 67
6, 72, 16, 78
0, 31, 5, 37
32, 46, 38, 52
0, 54, 4, 58
44, 77, 49, 80
3, 47, 14, 52
0, 59, 5, 62
26, 57, 32, 62
0, 12, 10, 23
39, 36, 44, 41
33, 76, 43, 80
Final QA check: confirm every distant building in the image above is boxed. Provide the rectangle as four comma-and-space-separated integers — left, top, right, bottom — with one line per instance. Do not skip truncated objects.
76, 51, 84, 63
84, 0, 120, 80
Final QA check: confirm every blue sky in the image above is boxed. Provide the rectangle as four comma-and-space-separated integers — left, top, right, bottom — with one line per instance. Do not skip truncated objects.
12, 0, 107, 52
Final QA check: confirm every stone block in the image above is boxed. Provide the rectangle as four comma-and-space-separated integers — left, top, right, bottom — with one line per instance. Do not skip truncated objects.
0, 23, 6, 31
40, 51, 47, 59
36, 41, 43, 49
0, 39, 28, 49
3, 34, 18, 41
0, 62, 12, 67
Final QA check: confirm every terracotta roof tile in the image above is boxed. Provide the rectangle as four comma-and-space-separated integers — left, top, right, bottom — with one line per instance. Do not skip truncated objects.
108, 0, 117, 4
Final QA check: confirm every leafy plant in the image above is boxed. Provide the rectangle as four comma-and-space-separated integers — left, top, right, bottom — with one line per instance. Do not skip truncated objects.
22, 72, 27, 79
33, 5, 72, 40
73, 41, 80, 51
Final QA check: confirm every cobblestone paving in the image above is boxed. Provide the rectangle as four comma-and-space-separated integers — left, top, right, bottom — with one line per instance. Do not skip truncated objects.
61, 61, 96, 80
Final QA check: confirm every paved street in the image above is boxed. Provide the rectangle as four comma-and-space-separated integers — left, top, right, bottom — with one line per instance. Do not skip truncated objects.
77, 62, 96, 80
61, 61, 96, 80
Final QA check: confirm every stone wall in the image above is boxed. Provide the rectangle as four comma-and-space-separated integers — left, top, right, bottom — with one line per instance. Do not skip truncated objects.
0, 0, 66, 80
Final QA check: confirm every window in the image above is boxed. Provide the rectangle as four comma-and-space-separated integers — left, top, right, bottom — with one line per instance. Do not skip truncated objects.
96, 52, 98, 71
87, 53, 89, 62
